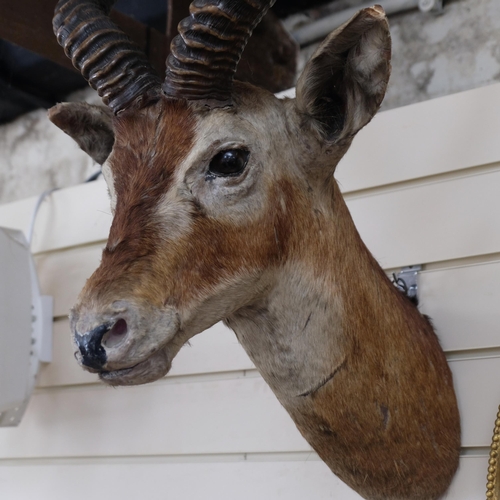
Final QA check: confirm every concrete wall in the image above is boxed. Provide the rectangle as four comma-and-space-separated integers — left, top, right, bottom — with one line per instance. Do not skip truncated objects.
0, 88, 99, 205
385, 0, 500, 109
1, 0, 499, 205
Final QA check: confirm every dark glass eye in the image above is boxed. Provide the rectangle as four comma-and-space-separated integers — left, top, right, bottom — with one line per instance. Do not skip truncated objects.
208, 149, 250, 177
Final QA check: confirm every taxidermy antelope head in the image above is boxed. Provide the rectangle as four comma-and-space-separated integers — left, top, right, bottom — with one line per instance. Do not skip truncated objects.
49, 1, 461, 498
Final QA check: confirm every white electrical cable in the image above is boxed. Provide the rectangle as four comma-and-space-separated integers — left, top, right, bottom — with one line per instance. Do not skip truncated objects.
27, 188, 59, 247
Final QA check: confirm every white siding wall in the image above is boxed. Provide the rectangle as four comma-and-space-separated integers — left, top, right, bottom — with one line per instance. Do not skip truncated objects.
1, 83, 500, 499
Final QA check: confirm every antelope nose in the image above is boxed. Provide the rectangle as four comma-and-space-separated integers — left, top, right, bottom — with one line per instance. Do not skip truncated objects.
75, 323, 111, 370
75, 318, 129, 369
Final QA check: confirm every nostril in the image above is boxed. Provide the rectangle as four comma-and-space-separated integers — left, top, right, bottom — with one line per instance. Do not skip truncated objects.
102, 318, 128, 349
75, 323, 109, 370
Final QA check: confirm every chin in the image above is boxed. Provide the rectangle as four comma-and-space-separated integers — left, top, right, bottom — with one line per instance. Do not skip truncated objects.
98, 348, 172, 386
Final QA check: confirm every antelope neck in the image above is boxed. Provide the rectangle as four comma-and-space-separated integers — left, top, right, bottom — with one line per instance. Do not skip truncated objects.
226, 184, 383, 400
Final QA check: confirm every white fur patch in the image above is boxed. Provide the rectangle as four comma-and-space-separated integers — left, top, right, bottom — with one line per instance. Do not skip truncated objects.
229, 260, 346, 399
101, 158, 117, 214
155, 186, 194, 240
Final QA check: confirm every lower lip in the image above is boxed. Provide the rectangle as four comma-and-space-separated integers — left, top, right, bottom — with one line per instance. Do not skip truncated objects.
99, 364, 137, 380
96, 346, 173, 385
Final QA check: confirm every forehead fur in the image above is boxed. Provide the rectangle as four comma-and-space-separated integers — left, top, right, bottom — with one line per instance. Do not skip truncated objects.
103, 98, 196, 262
112, 98, 196, 190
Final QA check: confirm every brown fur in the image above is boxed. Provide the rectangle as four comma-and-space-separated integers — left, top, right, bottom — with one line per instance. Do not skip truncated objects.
52, 7, 460, 500
278, 184, 460, 500
84, 99, 196, 306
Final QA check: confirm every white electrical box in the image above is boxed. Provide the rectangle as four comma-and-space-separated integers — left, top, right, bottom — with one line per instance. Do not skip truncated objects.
0, 227, 52, 426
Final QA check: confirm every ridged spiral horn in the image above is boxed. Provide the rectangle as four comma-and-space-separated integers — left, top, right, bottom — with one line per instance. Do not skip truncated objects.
163, 0, 276, 107
53, 0, 162, 114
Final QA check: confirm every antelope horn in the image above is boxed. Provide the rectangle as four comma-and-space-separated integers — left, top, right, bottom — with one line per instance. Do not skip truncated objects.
163, 0, 276, 107
53, 0, 161, 114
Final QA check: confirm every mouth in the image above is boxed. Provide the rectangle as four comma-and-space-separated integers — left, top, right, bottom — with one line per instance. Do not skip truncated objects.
97, 348, 173, 386
71, 305, 183, 386
100, 364, 136, 380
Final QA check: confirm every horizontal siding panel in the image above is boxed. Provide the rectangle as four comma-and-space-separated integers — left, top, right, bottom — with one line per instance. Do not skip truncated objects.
37, 319, 254, 388
337, 83, 500, 192
0, 377, 311, 459
0, 455, 487, 500
2, 356, 500, 459
0, 460, 359, 500
30, 181, 111, 253
36, 244, 104, 318
165, 322, 254, 377
447, 455, 490, 500
451, 356, 500, 447
348, 169, 500, 269
0, 180, 111, 254
419, 261, 500, 352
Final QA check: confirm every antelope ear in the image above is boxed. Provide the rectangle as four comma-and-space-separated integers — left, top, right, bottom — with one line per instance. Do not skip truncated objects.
48, 102, 115, 165
295, 6, 391, 142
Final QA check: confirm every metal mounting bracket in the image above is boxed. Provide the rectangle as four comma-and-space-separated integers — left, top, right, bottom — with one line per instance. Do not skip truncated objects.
393, 265, 422, 303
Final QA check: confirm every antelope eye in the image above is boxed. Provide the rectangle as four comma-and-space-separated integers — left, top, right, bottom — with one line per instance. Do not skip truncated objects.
208, 149, 250, 177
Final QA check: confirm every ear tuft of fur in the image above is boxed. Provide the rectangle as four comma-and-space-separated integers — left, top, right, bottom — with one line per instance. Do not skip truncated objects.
48, 102, 115, 165
295, 6, 391, 142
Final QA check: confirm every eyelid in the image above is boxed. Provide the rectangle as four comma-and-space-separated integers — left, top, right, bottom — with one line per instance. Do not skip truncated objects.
212, 141, 247, 155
